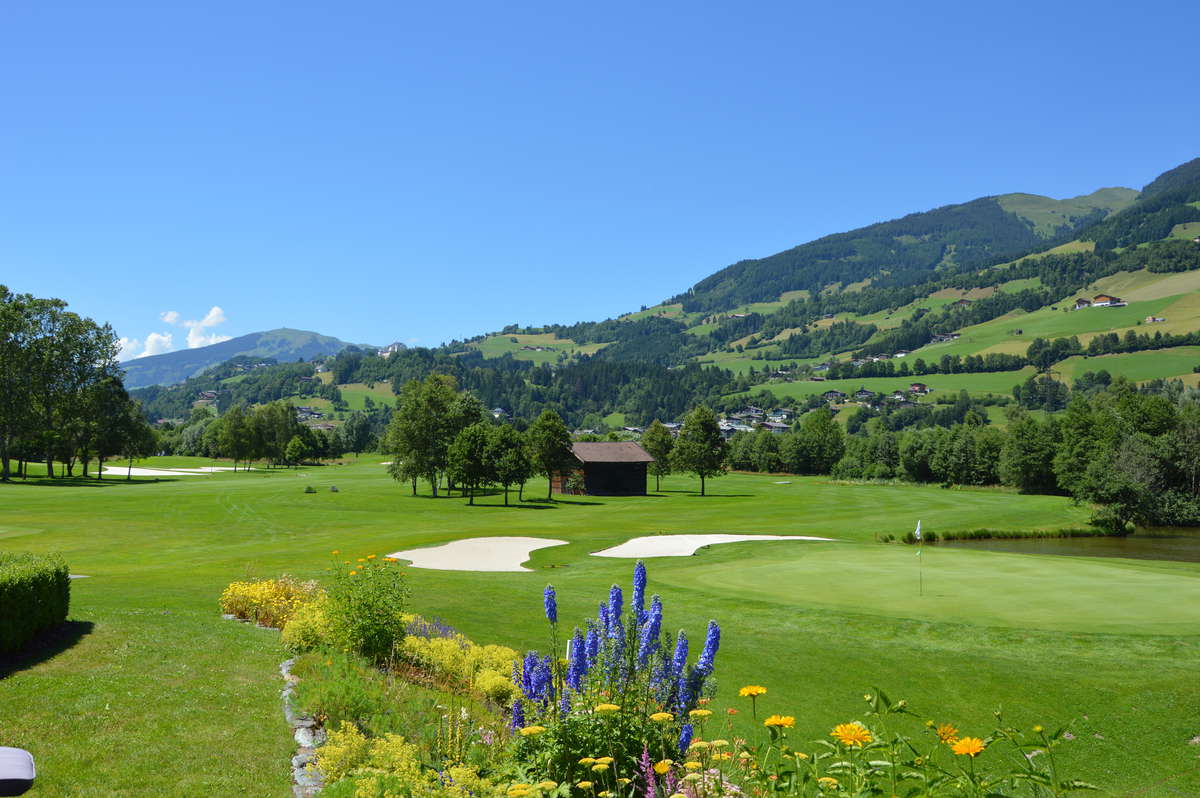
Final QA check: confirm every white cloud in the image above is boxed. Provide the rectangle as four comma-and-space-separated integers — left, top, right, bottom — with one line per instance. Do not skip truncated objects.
143, 331, 174, 356
118, 337, 142, 361
160, 310, 180, 324
118, 331, 174, 360
182, 305, 232, 349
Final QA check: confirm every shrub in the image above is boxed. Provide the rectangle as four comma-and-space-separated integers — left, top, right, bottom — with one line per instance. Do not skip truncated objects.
282, 594, 335, 652
0, 552, 70, 653
293, 652, 409, 735
326, 555, 409, 665
398, 625, 519, 704
218, 575, 320, 628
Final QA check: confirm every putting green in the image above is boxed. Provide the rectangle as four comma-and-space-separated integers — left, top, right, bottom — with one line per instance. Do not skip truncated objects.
656, 543, 1200, 635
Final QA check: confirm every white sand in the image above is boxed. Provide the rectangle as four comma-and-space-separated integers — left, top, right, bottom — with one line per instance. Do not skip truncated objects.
100, 465, 253, 477
387, 536, 568, 572
592, 534, 834, 558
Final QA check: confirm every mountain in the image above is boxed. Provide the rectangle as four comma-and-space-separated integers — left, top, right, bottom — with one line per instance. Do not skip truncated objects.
121, 328, 362, 388
668, 188, 1136, 314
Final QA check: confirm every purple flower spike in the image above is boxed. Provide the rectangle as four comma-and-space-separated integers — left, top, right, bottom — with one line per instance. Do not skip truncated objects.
544, 585, 557, 624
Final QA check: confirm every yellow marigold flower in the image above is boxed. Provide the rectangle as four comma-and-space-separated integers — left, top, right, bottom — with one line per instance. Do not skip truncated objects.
688, 741, 710, 751
952, 737, 986, 757
595, 756, 614, 765
597, 792, 609, 798
576, 782, 593, 790
793, 752, 809, 760
817, 776, 838, 787
683, 761, 702, 771
683, 774, 702, 783
384, 556, 398, 562
518, 725, 546, 736
653, 760, 672, 775
367, 554, 376, 559
764, 715, 796, 728
348, 570, 357, 576
591, 763, 609, 773
649, 711, 674, 722
357, 557, 365, 562
669, 794, 688, 798
594, 703, 620, 713
617, 778, 631, 785
537, 782, 557, 791
508, 784, 531, 791
509, 791, 529, 798
738, 685, 767, 697
1033, 724, 1044, 733
330, 549, 340, 554
830, 722, 872, 747
935, 723, 959, 744
579, 757, 596, 765
689, 709, 712, 719
737, 751, 752, 760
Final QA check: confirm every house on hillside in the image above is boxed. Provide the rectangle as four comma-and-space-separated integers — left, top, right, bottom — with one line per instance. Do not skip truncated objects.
1146, 316, 1167, 324
952, 298, 973, 306
760, 421, 790, 434
822, 389, 847, 402
1092, 294, 1123, 307
894, 350, 910, 357
552, 442, 655, 496
1074, 297, 1092, 309
909, 383, 929, 394
854, 388, 875, 400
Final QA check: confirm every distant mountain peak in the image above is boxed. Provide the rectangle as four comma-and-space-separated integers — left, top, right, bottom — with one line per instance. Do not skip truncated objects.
121, 327, 368, 388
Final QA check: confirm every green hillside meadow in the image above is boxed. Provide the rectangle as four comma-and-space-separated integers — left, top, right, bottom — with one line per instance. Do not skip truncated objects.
2, 461, 1198, 795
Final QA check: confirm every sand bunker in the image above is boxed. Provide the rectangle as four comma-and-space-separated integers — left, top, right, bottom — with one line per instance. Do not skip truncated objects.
593, 534, 833, 558
387, 536, 568, 572
100, 465, 252, 477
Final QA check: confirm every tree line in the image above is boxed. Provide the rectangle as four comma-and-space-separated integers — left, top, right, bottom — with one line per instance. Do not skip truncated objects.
0, 287, 155, 481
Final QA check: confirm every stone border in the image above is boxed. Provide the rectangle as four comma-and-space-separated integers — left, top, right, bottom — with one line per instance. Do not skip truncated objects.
282, 657, 325, 796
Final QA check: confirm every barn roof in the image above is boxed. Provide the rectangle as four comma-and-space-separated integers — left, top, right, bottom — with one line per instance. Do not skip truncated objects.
571, 442, 655, 463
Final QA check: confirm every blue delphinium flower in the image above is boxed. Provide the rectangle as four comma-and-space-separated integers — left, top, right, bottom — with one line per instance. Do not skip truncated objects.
520, 651, 540, 699
608, 584, 623, 622
678, 723, 694, 756
598, 601, 610, 631
585, 623, 600, 667
543, 585, 557, 625
510, 698, 525, 730
559, 690, 571, 715
532, 655, 554, 703
632, 561, 647, 623
637, 595, 662, 667
671, 630, 688, 680
567, 627, 586, 690
696, 620, 720, 675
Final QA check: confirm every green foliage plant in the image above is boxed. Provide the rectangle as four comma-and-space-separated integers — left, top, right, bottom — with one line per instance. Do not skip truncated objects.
326, 554, 410, 665
0, 551, 70, 652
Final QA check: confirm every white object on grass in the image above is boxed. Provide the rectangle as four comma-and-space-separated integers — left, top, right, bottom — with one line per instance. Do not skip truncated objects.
592, 534, 833, 558
387, 536, 568, 572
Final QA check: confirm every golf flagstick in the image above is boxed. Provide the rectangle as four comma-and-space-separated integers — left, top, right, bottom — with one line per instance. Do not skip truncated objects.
915, 520, 923, 597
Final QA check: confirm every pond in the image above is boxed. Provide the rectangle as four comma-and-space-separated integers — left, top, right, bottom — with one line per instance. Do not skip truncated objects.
940, 532, 1200, 563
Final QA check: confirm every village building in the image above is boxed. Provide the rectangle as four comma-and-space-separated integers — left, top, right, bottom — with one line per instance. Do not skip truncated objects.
909, 382, 929, 394
822, 389, 847, 402
1145, 315, 1167, 324
854, 388, 875, 400
1074, 297, 1092, 309
552, 441, 654, 496
1092, 294, 1124, 307
759, 421, 790, 434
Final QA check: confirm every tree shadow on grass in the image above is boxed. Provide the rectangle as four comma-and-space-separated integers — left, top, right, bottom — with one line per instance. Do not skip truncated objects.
2, 477, 177, 488
0, 620, 94, 679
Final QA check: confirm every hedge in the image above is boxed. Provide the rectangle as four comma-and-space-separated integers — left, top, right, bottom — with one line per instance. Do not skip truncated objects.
0, 552, 70, 653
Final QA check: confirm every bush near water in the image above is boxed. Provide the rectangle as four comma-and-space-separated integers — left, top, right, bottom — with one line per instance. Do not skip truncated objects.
0, 551, 70, 653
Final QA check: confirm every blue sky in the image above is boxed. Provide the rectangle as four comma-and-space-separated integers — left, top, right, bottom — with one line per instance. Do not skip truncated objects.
2, 1, 1197, 359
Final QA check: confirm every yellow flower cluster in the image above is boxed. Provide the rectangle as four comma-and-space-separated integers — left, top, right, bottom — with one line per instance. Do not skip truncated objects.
738, 685, 768, 697
763, 714, 796, 728
218, 576, 320, 629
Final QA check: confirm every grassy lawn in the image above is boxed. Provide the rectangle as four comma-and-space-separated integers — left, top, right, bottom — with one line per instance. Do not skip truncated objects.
742, 368, 1038, 402
2, 464, 1198, 795
468, 333, 606, 364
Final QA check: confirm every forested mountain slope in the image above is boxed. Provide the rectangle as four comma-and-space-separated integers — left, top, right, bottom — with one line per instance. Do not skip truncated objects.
665, 188, 1136, 314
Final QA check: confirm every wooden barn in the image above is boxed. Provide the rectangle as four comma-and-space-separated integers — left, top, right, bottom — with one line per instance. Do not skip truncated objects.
552, 442, 654, 496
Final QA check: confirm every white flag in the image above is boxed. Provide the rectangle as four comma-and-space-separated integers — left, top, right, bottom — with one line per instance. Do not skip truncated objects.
914, 520, 922, 542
